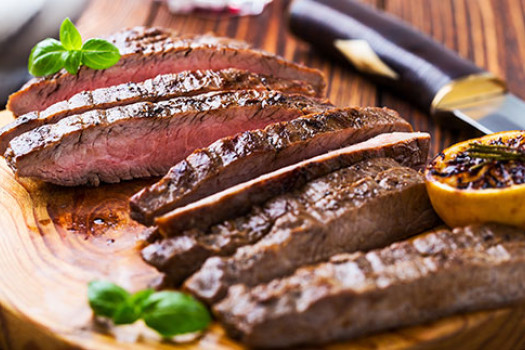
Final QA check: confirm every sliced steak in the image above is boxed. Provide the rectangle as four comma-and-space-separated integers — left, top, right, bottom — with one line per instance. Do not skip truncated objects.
0, 69, 317, 154
184, 160, 439, 303
7, 27, 326, 116
5, 90, 331, 186
155, 131, 430, 236
131, 107, 412, 225
142, 158, 406, 285
215, 224, 525, 348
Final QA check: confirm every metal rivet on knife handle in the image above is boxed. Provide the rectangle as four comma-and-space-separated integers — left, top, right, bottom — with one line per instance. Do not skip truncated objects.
289, 0, 483, 111
288, 0, 525, 134
334, 39, 399, 79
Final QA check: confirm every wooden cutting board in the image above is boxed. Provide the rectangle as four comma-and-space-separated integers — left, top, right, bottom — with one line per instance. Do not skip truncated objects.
2, 0, 525, 348
0, 108, 524, 350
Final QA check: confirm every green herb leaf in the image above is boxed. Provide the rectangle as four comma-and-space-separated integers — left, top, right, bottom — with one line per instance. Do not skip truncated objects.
130, 289, 155, 309
465, 142, 525, 162
60, 18, 82, 51
27, 18, 121, 77
87, 281, 130, 318
142, 291, 212, 337
87, 282, 210, 337
112, 302, 140, 325
112, 289, 154, 325
81, 38, 121, 70
64, 51, 82, 75
28, 38, 67, 77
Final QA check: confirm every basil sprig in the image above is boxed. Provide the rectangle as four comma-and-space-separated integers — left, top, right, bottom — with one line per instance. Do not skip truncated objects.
88, 281, 211, 337
28, 18, 121, 77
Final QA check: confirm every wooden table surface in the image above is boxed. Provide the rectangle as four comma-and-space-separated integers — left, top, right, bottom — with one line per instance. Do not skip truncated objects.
77, 0, 525, 157
2, 1, 525, 350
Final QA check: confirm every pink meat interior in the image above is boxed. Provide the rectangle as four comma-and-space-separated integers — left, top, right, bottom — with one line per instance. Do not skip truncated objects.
19, 106, 306, 185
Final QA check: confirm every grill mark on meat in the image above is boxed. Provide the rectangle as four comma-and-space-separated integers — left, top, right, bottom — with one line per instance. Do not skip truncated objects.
154, 132, 430, 236
1, 68, 318, 153
130, 107, 412, 225
142, 158, 404, 286
184, 161, 439, 304
214, 224, 525, 348
5, 90, 331, 186
7, 27, 326, 116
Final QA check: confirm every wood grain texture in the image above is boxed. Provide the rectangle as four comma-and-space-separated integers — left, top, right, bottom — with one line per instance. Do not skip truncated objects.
0, 106, 524, 350
2, 0, 525, 349
380, 0, 525, 154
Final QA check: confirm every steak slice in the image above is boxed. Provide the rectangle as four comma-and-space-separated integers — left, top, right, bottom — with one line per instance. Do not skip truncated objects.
142, 158, 407, 285
130, 107, 412, 225
0, 69, 317, 154
184, 161, 439, 304
7, 26, 326, 116
155, 131, 430, 236
5, 90, 331, 186
215, 224, 525, 348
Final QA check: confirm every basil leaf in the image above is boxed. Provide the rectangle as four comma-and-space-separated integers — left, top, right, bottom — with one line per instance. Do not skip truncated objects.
60, 18, 82, 51
142, 291, 211, 337
28, 18, 121, 77
87, 282, 209, 337
130, 289, 155, 308
87, 281, 130, 318
81, 39, 121, 70
64, 51, 82, 75
28, 38, 67, 77
112, 301, 141, 325
112, 289, 154, 325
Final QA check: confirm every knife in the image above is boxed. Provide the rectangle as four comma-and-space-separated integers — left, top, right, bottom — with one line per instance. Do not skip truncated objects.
288, 0, 525, 134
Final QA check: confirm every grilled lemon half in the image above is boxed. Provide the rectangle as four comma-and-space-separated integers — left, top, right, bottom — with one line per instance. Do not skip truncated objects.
425, 130, 525, 229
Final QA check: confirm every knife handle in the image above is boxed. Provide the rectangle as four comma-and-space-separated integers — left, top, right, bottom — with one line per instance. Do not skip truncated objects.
288, 0, 488, 111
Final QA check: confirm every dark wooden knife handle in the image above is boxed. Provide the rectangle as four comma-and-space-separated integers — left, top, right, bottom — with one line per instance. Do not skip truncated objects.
288, 0, 485, 111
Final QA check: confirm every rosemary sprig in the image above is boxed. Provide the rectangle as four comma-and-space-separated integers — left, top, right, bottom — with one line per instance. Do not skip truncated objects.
464, 142, 525, 162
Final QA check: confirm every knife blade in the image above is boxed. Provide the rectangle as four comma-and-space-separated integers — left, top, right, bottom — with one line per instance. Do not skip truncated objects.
288, 0, 525, 134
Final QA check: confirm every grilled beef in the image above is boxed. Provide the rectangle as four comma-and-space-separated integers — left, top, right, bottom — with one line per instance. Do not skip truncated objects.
155, 132, 430, 236
5, 90, 331, 186
215, 224, 525, 348
143, 157, 437, 286
7, 27, 326, 116
130, 107, 412, 225
0, 69, 316, 154
184, 160, 438, 303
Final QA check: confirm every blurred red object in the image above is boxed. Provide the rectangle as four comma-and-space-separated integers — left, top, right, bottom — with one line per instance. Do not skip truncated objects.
165, 0, 273, 16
